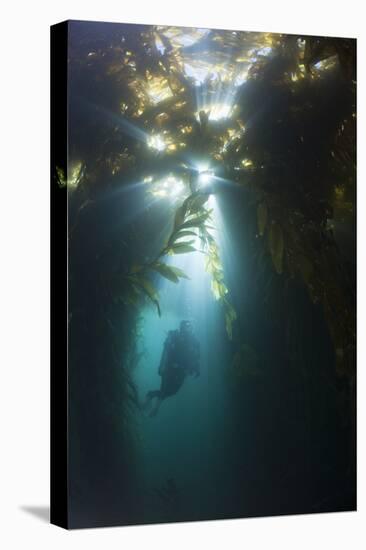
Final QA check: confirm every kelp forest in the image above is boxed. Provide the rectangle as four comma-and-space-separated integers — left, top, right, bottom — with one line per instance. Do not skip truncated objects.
58, 21, 356, 527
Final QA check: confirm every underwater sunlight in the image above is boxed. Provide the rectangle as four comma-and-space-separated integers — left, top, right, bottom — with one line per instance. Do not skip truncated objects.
65, 20, 356, 527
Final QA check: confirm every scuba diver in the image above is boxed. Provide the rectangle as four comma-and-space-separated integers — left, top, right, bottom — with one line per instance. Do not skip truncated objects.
143, 320, 200, 417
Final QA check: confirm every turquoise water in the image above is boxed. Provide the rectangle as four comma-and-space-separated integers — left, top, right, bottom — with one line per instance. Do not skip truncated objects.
132, 238, 235, 522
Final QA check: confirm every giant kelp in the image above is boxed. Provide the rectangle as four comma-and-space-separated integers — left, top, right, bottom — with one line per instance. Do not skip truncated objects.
63, 22, 356, 524
66, 26, 355, 357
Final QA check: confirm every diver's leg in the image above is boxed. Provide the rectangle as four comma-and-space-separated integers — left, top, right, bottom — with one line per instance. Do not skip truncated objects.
161, 369, 185, 398
149, 397, 163, 417
148, 376, 169, 417
146, 371, 182, 417
142, 390, 161, 411
148, 371, 180, 417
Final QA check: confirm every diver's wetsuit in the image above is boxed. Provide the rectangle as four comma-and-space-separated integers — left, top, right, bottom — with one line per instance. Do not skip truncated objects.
146, 329, 200, 402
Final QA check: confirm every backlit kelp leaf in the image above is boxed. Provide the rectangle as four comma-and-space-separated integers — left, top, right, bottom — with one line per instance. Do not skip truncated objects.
211, 279, 228, 300
56, 166, 67, 189
150, 262, 180, 283
205, 248, 223, 273
153, 299, 161, 317
171, 239, 195, 248
133, 276, 157, 298
169, 243, 196, 254
211, 279, 221, 300
128, 275, 161, 316
174, 203, 188, 230
269, 222, 284, 274
224, 300, 237, 340
188, 192, 210, 213
57, 162, 84, 190
169, 265, 190, 279
174, 230, 197, 240
180, 211, 211, 229
199, 234, 214, 249
204, 257, 214, 274
257, 202, 268, 236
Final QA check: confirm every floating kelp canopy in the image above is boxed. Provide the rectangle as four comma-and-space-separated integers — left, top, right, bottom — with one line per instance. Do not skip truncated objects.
64, 23, 356, 374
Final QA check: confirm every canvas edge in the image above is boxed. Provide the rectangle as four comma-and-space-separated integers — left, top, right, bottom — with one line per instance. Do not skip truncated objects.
50, 20, 69, 530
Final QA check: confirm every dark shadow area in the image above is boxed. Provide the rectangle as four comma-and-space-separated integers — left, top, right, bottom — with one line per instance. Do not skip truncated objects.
20, 506, 50, 523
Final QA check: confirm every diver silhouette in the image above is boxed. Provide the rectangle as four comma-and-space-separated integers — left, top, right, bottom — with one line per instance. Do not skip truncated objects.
143, 320, 200, 417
